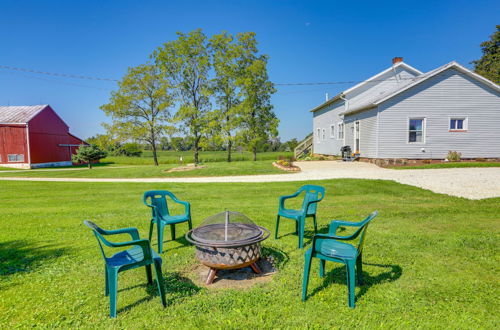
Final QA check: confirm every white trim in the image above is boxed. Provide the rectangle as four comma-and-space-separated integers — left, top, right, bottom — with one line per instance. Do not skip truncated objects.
354, 121, 360, 152
448, 116, 468, 131
316, 128, 321, 143
407, 117, 426, 144
329, 124, 335, 138
25, 123, 31, 165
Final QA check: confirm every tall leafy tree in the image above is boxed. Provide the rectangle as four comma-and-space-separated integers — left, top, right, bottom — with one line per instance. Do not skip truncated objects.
155, 29, 212, 164
237, 32, 279, 161
101, 63, 173, 165
472, 25, 499, 84
209, 32, 242, 162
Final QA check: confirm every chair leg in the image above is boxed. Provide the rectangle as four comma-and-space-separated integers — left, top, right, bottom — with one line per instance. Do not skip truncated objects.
148, 220, 154, 242
356, 254, 364, 286
302, 249, 313, 301
157, 222, 163, 254
295, 221, 298, 235
298, 218, 305, 249
346, 261, 356, 308
146, 265, 153, 285
319, 259, 326, 278
105, 265, 109, 296
312, 215, 318, 234
274, 215, 280, 239
107, 268, 118, 318
188, 217, 193, 230
170, 224, 176, 241
154, 260, 167, 307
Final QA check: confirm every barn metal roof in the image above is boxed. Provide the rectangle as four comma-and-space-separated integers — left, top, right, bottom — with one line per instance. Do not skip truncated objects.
0, 105, 49, 124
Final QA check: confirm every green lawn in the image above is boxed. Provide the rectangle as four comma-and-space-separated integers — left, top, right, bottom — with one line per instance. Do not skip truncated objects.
0, 161, 285, 178
102, 150, 293, 165
0, 179, 498, 328
392, 162, 500, 170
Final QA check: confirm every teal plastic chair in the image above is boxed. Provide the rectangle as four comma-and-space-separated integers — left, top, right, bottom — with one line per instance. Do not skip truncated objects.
275, 185, 325, 249
302, 211, 378, 308
144, 190, 192, 253
84, 220, 166, 318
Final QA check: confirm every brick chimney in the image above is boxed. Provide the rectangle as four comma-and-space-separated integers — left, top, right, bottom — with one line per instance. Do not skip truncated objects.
392, 57, 403, 64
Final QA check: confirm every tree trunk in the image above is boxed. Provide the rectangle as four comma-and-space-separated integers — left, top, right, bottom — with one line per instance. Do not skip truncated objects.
88, 160, 92, 169
194, 135, 200, 165
152, 144, 159, 166
227, 139, 232, 162
253, 146, 257, 161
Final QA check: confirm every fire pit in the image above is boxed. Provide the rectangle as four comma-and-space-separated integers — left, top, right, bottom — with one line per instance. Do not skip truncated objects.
185, 211, 270, 284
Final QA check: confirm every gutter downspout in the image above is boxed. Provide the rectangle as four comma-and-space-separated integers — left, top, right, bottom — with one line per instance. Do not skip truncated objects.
339, 94, 349, 147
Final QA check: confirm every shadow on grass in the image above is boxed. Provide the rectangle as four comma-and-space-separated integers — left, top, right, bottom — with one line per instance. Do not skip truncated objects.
154, 235, 192, 253
307, 262, 402, 302
262, 246, 289, 269
117, 271, 201, 313
0, 240, 68, 276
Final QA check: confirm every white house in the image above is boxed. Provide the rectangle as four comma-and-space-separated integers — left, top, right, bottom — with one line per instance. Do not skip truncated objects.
311, 58, 500, 161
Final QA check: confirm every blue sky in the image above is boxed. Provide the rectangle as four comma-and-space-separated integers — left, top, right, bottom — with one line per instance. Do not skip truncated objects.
0, 0, 498, 141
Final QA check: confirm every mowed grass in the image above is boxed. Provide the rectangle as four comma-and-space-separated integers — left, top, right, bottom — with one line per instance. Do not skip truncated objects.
392, 162, 500, 170
0, 161, 286, 178
0, 180, 499, 328
102, 150, 293, 165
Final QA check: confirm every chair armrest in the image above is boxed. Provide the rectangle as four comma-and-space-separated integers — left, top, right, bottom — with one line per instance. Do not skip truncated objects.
174, 199, 191, 215
102, 227, 141, 241
328, 219, 363, 236
279, 191, 301, 209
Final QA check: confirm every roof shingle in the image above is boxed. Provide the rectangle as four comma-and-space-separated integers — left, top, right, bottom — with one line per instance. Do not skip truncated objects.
0, 105, 48, 124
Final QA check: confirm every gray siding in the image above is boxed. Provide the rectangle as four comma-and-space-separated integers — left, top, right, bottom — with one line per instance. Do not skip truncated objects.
344, 108, 379, 158
312, 100, 345, 155
377, 68, 500, 159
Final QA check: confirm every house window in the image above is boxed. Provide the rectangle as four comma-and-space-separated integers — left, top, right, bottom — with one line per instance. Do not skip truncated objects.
8, 154, 24, 162
322, 128, 326, 141
408, 118, 424, 143
338, 123, 344, 139
450, 118, 467, 131
330, 124, 335, 138
316, 128, 321, 142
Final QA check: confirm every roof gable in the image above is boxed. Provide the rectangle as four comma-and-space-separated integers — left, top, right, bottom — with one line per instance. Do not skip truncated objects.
0, 105, 49, 124
310, 62, 423, 113
342, 61, 500, 115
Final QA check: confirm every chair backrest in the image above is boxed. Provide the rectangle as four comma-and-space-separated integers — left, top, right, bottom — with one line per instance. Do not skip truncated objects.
352, 211, 378, 254
143, 190, 175, 219
84, 220, 109, 260
299, 185, 325, 215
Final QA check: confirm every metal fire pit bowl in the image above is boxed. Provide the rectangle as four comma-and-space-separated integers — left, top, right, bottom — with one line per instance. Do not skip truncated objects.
185, 211, 270, 284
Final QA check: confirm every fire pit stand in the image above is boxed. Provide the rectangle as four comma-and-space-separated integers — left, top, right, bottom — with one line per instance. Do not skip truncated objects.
185, 211, 270, 284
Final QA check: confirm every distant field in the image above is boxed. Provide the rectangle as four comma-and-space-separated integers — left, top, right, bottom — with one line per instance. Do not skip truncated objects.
392, 162, 500, 170
0, 160, 286, 178
102, 151, 293, 165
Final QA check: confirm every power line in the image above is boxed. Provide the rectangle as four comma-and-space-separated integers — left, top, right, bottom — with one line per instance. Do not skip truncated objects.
0, 63, 416, 87
0, 64, 119, 82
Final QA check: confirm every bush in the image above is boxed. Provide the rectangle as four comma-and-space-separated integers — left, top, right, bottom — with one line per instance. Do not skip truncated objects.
72, 144, 107, 169
447, 151, 462, 162
115, 143, 143, 157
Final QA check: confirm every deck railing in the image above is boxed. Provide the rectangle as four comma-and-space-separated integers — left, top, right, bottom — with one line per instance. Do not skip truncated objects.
294, 134, 313, 158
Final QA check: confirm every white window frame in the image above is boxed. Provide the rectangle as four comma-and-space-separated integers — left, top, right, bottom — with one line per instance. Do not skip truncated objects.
449, 117, 468, 131
316, 128, 321, 143
337, 123, 344, 140
407, 117, 426, 144
330, 124, 335, 138
322, 128, 326, 141
8, 154, 25, 162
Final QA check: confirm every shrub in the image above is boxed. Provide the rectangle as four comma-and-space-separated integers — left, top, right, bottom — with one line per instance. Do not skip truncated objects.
422, 159, 432, 164
114, 142, 143, 157
282, 161, 290, 167
447, 151, 462, 162
476, 158, 486, 162
72, 144, 107, 169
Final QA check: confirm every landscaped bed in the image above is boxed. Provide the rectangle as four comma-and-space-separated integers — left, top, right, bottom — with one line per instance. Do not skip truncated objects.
0, 179, 498, 327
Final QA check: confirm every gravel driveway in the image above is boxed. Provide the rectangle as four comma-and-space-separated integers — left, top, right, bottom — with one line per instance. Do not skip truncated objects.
1, 161, 499, 200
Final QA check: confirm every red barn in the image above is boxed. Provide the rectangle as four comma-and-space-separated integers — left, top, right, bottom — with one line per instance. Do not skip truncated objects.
0, 105, 87, 169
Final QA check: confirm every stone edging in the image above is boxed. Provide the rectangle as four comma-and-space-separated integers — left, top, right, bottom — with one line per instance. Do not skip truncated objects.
272, 162, 301, 172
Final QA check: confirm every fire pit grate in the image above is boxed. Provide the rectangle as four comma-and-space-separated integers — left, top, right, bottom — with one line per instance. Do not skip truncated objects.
185, 210, 270, 284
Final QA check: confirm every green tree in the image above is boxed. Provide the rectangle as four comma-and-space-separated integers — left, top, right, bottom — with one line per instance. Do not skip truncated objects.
155, 29, 212, 165
101, 63, 173, 166
237, 32, 278, 161
72, 144, 107, 169
472, 25, 499, 84
209, 32, 242, 162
